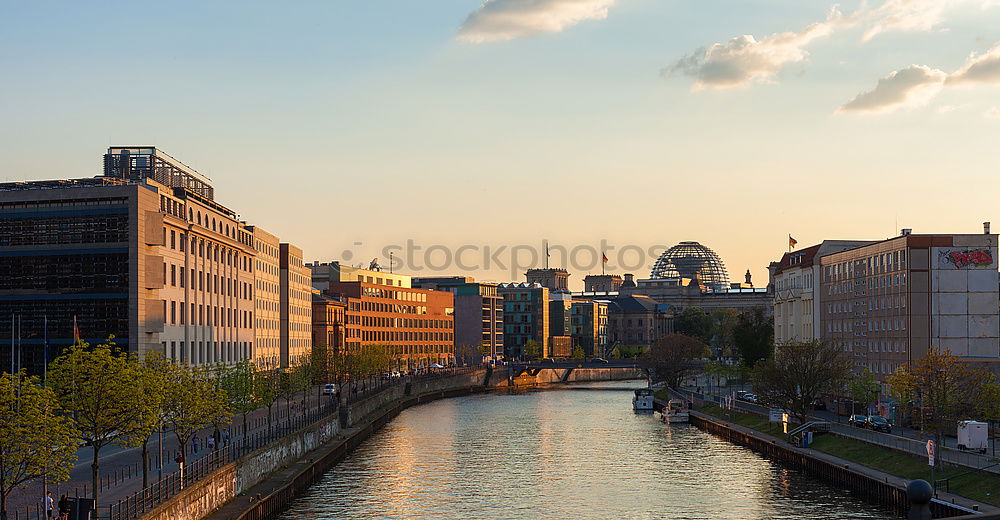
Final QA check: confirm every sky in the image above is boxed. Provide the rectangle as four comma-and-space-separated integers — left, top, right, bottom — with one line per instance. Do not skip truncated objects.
2, 0, 1000, 290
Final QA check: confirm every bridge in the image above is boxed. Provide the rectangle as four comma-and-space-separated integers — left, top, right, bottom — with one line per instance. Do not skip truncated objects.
504, 360, 643, 382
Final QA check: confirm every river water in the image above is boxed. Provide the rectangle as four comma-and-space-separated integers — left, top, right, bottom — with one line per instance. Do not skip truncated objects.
278, 381, 893, 520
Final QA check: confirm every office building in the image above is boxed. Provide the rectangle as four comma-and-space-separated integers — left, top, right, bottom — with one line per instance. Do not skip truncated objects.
280, 243, 311, 367
311, 291, 347, 351
820, 228, 1000, 391
412, 277, 504, 361
571, 300, 609, 357
499, 282, 550, 358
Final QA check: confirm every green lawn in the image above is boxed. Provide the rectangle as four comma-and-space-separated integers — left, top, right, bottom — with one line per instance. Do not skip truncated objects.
699, 404, 1000, 507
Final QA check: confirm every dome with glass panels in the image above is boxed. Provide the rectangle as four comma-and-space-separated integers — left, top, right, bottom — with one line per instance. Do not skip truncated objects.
649, 241, 731, 290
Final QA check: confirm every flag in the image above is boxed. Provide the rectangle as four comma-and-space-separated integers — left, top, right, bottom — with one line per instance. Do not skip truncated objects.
73, 315, 80, 345
788, 235, 798, 249
601, 253, 608, 263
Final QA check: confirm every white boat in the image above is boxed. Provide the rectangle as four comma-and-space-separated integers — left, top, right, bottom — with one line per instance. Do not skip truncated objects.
633, 388, 654, 411
665, 399, 690, 423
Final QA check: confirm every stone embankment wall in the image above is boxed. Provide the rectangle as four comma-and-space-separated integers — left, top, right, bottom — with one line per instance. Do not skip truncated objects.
142, 366, 636, 520
686, 408, 976, 519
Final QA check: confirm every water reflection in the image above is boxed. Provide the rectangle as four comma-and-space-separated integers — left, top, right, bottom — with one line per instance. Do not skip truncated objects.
279, 383, 892, 520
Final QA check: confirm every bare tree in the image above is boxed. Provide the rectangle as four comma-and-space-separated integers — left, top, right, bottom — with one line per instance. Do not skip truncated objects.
638, 334, 709, 389
751, 341, 852, 425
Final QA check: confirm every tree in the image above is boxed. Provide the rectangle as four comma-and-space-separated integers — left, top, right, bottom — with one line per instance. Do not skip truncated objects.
733, 307, 774, 368
888, 347, 992, 462
0, 372, 79, 520
848, 369, 880, 415
750, 340, 852, 425
253, 369, 281, 434
572, 346, 585, 360
455, 344, 481, 366
674, 307, 713, 344
48, 341, 149, 506
163, 364, 230, 479
709, 308, 739, 354
638, 334, 709, 389
123, 352, 170, 488
218, 361, 260, 442
523, 340, 541, 361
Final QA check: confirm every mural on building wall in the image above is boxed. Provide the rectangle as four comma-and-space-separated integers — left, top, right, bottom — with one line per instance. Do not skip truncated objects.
942, 249, 994, 268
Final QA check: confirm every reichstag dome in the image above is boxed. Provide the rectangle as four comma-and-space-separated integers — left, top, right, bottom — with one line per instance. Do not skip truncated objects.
649, 241, 731, 291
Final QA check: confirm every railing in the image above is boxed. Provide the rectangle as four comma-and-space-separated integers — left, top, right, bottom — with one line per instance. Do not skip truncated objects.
103, 398, 339, 520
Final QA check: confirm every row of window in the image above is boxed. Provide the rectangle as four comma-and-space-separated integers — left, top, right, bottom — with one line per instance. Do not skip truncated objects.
164, 263, 252, 299
824, 250, 907, 282
164, 300, 253, 328
162, 339, 252, 365
163, 227, 253, 273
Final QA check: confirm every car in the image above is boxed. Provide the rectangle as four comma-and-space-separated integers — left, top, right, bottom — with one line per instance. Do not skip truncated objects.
743, 393, 759, 404
592, 358, 609, 363
811, 399, 827, 411
322, 384, 337, 395
736, 390, 749, 400
865, 415, 892, 433
848, 414, 868, 428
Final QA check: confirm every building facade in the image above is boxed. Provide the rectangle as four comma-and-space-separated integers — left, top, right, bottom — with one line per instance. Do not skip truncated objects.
526, 268, 570, 291
606, 294, 675, 353
250, 226, 281, 370
571, 300, 609, 357
0, 147, 263, 372
321, 269, 456, 369
412, 277, 504, 361
499, 282, 550, 359
819, 230, 1000, 391
280, 243, 311, 367
311, 292, 346, 351
772, 240, 874, 344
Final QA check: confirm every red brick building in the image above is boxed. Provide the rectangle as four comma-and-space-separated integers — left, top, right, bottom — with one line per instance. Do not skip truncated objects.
326, 280, 455, 370
311, 292, 346, 351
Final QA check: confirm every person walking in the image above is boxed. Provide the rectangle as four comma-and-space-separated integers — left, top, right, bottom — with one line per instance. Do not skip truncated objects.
207, 436, 215, 451
193, 436, 200, 454
57, 494, 70, 520
40, 491, 54, 519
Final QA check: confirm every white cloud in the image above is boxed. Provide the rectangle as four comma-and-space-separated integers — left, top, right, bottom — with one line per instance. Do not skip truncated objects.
946, 42, 1000, 85
862, 0, 964, 41
664, 10, 851, 90
838, 65, 947, 113
457, 0, 616, 43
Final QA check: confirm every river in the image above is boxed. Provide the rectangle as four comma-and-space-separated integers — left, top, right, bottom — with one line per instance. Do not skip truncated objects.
278, 381, 893, 520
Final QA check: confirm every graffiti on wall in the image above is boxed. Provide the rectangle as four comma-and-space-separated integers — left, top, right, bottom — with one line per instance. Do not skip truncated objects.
942, 249, 994, 268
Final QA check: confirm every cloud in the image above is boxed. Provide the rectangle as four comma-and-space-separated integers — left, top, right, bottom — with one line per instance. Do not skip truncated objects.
457, 0, 616, 43
946, 42, 1000, 85
663, 10, 852, 90
862, 0, 963, 41
838, 65, 947, 113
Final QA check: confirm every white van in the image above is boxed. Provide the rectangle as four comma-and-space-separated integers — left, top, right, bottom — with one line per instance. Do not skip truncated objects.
322, 384, 337, 396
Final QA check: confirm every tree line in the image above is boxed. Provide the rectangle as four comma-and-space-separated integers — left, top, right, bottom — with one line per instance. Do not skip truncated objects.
0, 340, 393, 519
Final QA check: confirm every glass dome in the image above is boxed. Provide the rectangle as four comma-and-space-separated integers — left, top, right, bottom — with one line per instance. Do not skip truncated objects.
649, 241, 731, 290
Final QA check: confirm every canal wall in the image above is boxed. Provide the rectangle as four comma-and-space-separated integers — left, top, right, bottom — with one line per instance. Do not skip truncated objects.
683, 407, 982, 519
507, 366, 643, 387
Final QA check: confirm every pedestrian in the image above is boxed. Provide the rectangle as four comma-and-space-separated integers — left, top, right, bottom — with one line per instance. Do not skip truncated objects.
208, 436, 215, 450
58, 494, 70, 520
193, 436, 200, 453
40, 491, 54, 519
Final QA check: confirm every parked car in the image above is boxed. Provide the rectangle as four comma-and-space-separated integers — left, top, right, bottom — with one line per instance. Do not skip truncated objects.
736, 390, 749, 400
322, 384, 337, 396
592, 358, 609, 363
865, 415, 892, 433
811, 399, 827, 411
743, 393, 759, 404
848, 414, 868, 428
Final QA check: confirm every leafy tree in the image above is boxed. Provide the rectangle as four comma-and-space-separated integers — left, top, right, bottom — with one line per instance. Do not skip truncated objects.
638, 334, 709, 389
123, 352, 170, 488
48, 341, 150, 505
163, 364, 230, 475
674, 307, 713, 344
751, 340, 852, 425
218, 360, 260, 441
0, 372, 79, 520
733, 307, 774, 368
523, 340, 541, 361
848, 369, 880, 415
253, 369, 281, 434
572, 346, 585, 360
709, 308, 739, 353
455, 344, 481, 366
888, 347, 992, 462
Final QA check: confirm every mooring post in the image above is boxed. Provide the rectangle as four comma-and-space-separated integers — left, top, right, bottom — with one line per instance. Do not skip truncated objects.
906, 480, 933, 520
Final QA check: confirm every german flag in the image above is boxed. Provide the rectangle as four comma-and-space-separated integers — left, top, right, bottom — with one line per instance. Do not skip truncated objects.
789, 235, 798, 249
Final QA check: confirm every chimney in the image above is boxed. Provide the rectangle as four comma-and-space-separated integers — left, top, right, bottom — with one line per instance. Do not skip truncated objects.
984, 222, 991, 235
901, 229, 912, 236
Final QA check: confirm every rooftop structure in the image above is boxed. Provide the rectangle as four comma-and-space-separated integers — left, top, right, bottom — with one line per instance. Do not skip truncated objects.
650, 241, 731, 291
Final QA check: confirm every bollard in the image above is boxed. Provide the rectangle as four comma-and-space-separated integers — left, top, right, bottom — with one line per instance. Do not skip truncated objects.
907, 480, 933, 520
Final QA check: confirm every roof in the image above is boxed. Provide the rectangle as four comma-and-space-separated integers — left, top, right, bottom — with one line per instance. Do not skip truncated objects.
773, 244, 822, 275
607, 294, 663, 314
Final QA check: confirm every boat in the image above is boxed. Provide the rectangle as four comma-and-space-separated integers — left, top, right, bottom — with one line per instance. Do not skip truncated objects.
665, 399, 690, 423
633, 388, 654, 411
